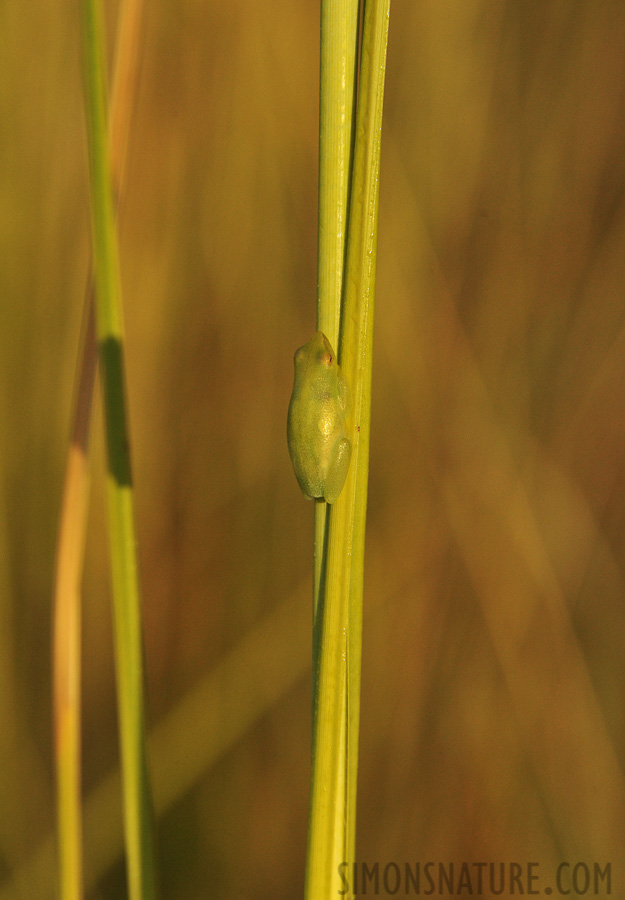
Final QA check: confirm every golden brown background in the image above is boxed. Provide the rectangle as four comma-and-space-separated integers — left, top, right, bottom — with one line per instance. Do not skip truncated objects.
2, 2, 625, 897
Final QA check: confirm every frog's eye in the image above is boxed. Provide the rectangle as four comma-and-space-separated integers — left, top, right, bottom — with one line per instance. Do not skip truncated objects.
321, 351, 333, 366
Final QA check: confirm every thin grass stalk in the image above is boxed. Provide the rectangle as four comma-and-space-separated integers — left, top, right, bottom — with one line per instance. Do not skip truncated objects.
305, 0, 390, 896
316, 0, 360, 345
53, 296, 96, 900
341, 0, 390, 869
80, 0, 157, 897
53, 0, 144, 895
313, 0, 360, 731
313, 0, 360, 651
307, 2, 359, 896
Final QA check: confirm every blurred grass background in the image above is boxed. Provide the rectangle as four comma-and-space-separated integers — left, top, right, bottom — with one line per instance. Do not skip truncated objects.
2, 1, 625, 897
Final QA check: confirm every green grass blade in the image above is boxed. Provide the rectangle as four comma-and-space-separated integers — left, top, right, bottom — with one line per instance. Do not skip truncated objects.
307, 3, 359, 897
313, 0, 360, 636
306, 0, 391, 897
81, 1, 157, 897
53, 3, 144, 896
341, 0, 390, 869
316, 0, 360, 345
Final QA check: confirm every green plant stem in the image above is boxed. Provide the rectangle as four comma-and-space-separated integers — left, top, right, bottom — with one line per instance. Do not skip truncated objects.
54, 2, 144, 897
81, 1, 157, 897
340, 0, 390, 867
313, 0, 360, 636
306, 0, 390, 897
316, 0, 360, 344
308, 4, 359, 896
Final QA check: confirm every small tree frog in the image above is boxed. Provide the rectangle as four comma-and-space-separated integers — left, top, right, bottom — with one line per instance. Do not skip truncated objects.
287, 331, 352, 504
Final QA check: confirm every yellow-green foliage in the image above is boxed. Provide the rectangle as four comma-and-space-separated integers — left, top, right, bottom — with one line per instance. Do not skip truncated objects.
2, 3, 625, 898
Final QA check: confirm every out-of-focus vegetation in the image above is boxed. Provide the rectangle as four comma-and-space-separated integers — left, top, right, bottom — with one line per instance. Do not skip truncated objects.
2, 2, 625, 897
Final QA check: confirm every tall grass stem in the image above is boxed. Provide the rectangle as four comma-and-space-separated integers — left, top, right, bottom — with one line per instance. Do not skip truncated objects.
80, 0, 157, 897
53, 0, 144, 895
313, 0, 360, 732
306, 0, 390, 897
